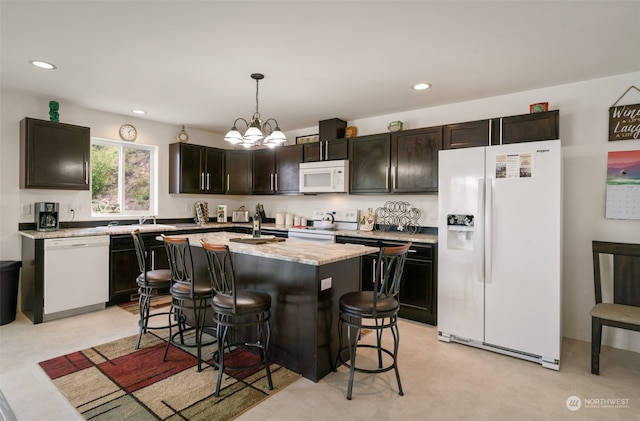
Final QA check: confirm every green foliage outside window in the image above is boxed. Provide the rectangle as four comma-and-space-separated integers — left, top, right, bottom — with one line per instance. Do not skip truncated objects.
91, 139, 153, 214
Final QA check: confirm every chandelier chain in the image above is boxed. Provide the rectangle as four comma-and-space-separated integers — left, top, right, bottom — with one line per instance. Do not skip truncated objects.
255, 77, 260, 118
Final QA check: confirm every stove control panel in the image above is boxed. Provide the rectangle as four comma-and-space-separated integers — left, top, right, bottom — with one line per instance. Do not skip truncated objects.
312, 209, 359, 223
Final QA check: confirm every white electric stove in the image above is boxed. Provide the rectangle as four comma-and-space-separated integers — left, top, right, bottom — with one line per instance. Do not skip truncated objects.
288, 209, 359, 242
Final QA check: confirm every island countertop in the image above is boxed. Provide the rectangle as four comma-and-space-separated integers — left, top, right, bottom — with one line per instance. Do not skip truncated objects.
161, 231, 380, 266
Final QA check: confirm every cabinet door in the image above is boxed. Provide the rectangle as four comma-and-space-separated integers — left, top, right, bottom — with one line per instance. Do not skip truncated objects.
20, 118, 90, 190
303, 142, 321, 162
398, 256, 435, 325
325, 138, 349, 161
392, 127, 442, 193
275, 144, 303, 194
109, 236, 139, 304
501, 110, 559, 144
204, 147, 225, 194
443, 119, 497, 149
252, 148, 275, 194
303, 139, 348, 162
226, 150, 252, 194
172, 143, 204, 193
349, 133, 391, 193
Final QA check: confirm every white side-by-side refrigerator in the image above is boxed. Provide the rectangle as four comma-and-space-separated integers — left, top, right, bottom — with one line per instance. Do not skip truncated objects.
437, 139, 562, 370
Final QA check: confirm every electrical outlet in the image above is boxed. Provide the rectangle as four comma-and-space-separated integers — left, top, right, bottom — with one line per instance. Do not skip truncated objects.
21, 203, 32, 215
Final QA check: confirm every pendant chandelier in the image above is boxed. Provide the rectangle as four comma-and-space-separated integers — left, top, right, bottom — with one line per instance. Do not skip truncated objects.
224, 73, 286, 148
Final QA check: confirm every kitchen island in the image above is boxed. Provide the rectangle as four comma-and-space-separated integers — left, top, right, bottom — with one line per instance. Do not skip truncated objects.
161, 231, 379, 382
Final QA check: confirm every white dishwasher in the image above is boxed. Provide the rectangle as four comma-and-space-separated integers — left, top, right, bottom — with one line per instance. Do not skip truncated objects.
44, 235, 110, 320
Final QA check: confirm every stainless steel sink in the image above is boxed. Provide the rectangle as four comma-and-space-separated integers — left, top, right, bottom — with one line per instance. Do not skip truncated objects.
94, 224, 176, 232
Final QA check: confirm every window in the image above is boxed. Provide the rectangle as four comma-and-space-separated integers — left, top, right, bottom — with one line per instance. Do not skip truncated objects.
91, 137, 157, 216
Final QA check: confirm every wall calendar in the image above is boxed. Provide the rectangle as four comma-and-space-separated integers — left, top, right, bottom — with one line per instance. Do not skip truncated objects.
605, 150, 640, 220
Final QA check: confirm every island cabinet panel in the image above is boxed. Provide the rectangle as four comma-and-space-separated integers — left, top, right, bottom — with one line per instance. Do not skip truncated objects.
20, 117, 90, 190
500, 110, 559, 144
169, 143, 225, 194
349, 133, 391, 193
443, 119, 498, 149
183, 243, 361, 382
225, 149, 252, 195
229, 254, 359, 382
392, 126, 442, 193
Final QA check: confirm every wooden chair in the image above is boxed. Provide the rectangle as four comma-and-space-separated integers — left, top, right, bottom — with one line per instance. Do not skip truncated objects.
591, 241, 640, 375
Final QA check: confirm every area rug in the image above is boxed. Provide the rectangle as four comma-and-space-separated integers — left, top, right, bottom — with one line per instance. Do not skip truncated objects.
118, 295, 172, 315
38, 333, 301, 420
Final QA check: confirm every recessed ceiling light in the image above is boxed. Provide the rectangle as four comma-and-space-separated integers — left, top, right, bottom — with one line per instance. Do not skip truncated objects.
412, 83, 431, 90
132, 109, 146, 115
29, 60, 57, 70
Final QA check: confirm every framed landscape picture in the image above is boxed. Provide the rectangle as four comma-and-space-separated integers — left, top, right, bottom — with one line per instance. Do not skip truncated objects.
296, 134, 319, 144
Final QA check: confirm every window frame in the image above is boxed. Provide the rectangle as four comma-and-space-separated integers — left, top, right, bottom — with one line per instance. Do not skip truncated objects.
90, 137, 158, 217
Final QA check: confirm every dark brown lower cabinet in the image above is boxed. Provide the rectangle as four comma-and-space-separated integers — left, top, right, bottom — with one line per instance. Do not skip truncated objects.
108, 233, 170, 305
336, 236, 437, 325
108, 228, 241, 305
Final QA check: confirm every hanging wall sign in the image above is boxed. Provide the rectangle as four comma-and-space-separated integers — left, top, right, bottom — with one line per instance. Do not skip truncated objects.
609, 103, 640, 141
609, 86, 640, 141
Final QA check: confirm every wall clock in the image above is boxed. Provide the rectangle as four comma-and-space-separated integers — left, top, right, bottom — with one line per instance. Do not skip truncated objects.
119, 123, 137, 141
177, 125, 189, 143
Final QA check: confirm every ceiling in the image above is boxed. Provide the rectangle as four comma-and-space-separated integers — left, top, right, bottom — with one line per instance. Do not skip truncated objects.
2, 1, 639, 135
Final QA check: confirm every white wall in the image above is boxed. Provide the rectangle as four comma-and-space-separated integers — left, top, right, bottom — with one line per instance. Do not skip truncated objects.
2, 72, 639, 354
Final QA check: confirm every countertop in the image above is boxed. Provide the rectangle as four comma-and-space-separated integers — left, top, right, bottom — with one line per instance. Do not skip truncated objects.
18, 222, 438, 244
162, 231, 380, 266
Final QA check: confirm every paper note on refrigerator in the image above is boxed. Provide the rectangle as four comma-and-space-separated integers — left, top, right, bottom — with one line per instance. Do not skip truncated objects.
496, 153, 533, 179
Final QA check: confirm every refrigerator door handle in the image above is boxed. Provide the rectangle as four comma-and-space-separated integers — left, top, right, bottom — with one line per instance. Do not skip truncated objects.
485, 178, 493, 283
478, 178, 486, 283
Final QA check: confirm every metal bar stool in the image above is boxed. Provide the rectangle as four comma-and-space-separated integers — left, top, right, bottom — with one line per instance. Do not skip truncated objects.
334, 242, 411, 400
131, 229, 172, 350
162, 235, 215, 372
200, 240, 273, 397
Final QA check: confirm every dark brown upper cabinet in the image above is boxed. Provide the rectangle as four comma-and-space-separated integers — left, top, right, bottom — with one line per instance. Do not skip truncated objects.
500, 110, 559, 144
303, 138, 349, 162
349, 133, 391, 194
443, 119, 499, 149
253, 144, 303, 194
169, 143, 225, 194
225, 149, 252, 195
20, 117, 90, 190
391, 127, 442, 193
349, 127, 442, 194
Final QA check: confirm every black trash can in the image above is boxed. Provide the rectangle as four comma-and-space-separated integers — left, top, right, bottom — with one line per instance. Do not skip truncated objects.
0, 260, 22, 326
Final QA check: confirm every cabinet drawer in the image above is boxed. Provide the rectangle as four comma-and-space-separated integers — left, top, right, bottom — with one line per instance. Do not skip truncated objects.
110, 235, 134, 250
381, 241, 433, 260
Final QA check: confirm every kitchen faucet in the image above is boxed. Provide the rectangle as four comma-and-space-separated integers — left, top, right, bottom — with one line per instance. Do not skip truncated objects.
139, 215, 156, 225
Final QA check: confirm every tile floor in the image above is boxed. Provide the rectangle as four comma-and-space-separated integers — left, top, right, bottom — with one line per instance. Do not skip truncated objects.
1, 306, 639, 420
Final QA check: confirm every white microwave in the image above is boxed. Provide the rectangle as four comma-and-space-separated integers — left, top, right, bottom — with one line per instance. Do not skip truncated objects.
299, 160, 349, 193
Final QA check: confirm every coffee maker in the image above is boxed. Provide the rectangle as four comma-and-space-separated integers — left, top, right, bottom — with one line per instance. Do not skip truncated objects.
35, 202, 59, 231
